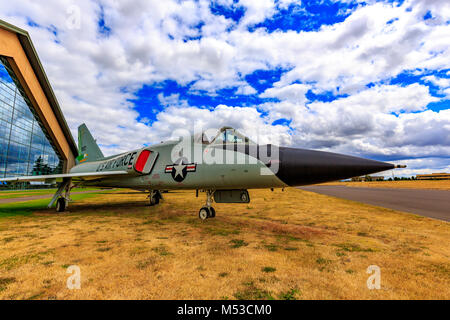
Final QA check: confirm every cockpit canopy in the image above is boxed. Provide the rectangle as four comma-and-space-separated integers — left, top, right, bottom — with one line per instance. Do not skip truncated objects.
193, 127, 254, 145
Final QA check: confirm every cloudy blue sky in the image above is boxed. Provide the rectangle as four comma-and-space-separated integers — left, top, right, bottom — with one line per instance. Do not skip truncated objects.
1, 0, 449, 176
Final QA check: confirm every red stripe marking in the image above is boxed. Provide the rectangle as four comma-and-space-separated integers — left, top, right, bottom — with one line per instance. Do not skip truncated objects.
135, 150, 151, 172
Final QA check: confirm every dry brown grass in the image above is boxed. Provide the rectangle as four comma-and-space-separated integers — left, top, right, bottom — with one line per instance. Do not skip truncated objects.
0, 188, 449, 300
320, 180, 450, 190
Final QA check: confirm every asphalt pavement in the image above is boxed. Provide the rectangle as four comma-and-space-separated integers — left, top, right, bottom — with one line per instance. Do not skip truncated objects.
299, 185, 450, 222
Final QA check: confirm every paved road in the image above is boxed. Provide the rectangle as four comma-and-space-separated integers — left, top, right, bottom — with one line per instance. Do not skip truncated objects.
0, 190, 102, 205
299, 185, 450, 222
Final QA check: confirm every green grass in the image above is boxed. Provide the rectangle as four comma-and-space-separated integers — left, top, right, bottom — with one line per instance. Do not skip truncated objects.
26, 292, 45, 300
264, 244, 279, 252
261, 266, 276, 273
0, 277, 16, 292
345, 269, 355, 274
0, 187, 102, 200
234, 282, 274, 300
229, 239, 248, 248
152, 245, 172, 256
335, 243, 375, 253
0, 251, 52, 271
0, 187, 101, 194
278, 288, 300, 300
0, 192, 107, 218
316, 257, 332, 265
136, 258, 155, 270
2, 236, 15, 243
0, 191, 55, 200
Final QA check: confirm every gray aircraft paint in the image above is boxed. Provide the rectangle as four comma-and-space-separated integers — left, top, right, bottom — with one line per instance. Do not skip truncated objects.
75, 141, 287, 190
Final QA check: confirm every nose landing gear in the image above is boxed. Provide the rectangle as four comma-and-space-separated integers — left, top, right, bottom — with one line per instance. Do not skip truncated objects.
198, 190, 215, 221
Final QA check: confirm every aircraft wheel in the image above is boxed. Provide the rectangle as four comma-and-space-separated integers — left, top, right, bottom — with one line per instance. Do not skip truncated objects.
56, 198, 67, 212
209, 207, 216, 218
199, 207, 210, 221
149, 196, 159, 206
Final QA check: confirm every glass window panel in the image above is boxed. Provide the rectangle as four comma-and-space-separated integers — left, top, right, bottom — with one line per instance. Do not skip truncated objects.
31, 134, 45, 151
0, 99, 12, 111
0, 63, 13, 84
44, 142, 53, 154
30, 147, 43, 160
13, 119, 33, 134
0, 137, 8, 152
15, 94, 26, 107
7, 141, 29, 162
6, 161, 20, 176
26, 163, 34, 175
6, 146, 18, 160
0, 96, 12, 108
0, 96, 11, 109
0, 119, 10, 137
10, 126, 32, 144
6, 159, 28, 176
0, 156, 6, 170
41, 153, 49, 165
33, 122, 44, 136
0, 138, 7, 176
30, 154, 52, 175
0, 110, 12, 123
49, 153, 57, 167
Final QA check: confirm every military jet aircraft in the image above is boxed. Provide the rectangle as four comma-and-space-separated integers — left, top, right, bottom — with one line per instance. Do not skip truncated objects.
0, 124, 405, 220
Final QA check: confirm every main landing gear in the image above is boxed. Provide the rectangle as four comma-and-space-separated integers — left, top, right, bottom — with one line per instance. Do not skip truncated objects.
148, 190, 163, 206
56, 197, 68, 212
198, 190, 215, 221
48, 178, 73, 213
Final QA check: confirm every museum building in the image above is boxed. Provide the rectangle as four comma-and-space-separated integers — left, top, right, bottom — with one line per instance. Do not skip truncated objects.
0, 20, 77, 183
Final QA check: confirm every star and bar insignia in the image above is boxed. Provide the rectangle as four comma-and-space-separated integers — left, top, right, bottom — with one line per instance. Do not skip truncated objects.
165, 161, 197, 182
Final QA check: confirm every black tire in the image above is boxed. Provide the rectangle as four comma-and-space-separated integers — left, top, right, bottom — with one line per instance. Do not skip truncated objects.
198, 207, 210, 220
149, 193, 160, 206
149, 197, 159, 206
209, 207, 216, 218
56, 198, 66, 212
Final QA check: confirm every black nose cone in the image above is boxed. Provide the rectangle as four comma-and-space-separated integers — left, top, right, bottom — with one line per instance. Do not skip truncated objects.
275, 147, 395, 186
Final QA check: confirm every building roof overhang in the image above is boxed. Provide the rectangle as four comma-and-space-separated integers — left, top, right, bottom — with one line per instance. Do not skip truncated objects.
0, 19, 78, 157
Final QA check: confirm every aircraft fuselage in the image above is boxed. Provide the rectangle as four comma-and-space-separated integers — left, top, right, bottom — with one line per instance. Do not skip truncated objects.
70, 140, 394, 190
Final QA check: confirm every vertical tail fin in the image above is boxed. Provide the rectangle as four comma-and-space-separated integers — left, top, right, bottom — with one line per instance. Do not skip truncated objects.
76, 124, 104, 163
